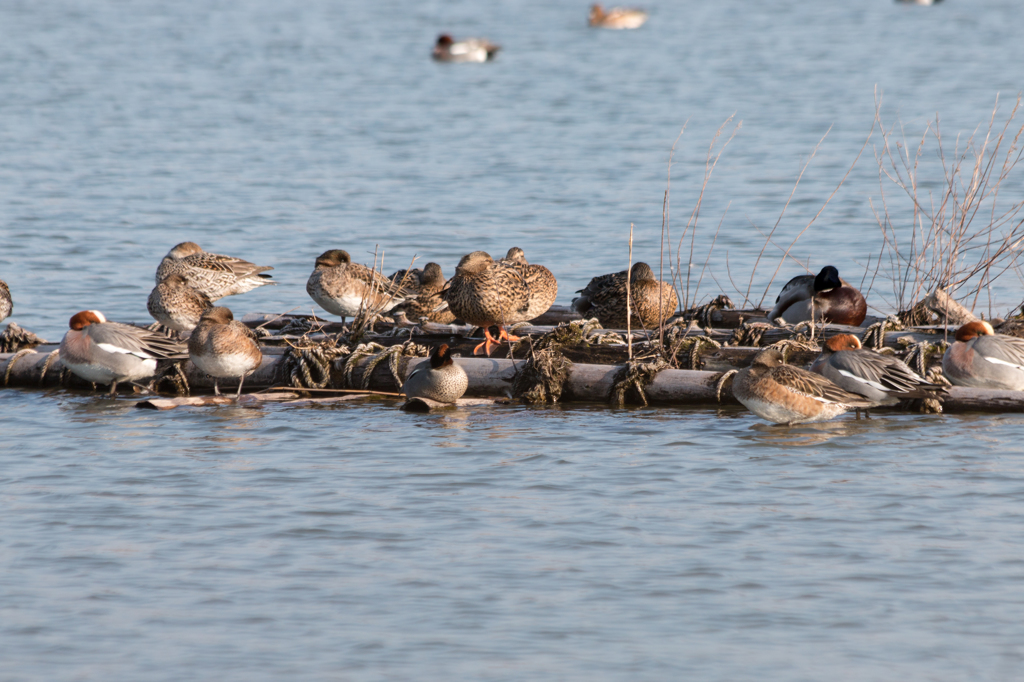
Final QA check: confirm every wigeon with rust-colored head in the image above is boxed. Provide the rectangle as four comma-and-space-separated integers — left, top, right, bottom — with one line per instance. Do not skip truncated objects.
59, 310, 188, 396
768, 265, 867, 327
942, 320, 1024, 390
810, 333, 947, 409
733, 347, 873, 425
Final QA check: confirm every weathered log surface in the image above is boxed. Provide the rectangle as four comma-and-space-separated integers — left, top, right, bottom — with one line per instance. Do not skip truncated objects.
6, 348, 1023, 414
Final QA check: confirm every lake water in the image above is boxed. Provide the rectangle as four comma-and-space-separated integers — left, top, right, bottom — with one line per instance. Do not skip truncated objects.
3, 0, 1024, 679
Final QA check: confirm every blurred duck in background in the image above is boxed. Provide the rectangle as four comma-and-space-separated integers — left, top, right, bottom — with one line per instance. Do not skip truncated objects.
432, 35, 500, 63
589, 4, 648, 29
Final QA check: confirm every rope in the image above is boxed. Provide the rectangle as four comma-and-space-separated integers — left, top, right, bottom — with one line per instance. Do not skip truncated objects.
153, 360, 191, 395
688, 294, 734, 332
609, 357, 671, 407
0, 323, 47, 353
901, 339, 950, 379
512, 341, 574, 404
765, 338, 821, 364
667, 335, 723, 370
4, 348, 36, 386
861, 315, 904, 350
716, 369, 738, 403
510, 318, 603, 403
38, 349, 62, 386
728, 321, 773, 347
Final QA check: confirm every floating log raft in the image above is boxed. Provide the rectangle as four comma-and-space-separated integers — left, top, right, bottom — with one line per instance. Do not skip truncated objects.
4, 345, 1024, 414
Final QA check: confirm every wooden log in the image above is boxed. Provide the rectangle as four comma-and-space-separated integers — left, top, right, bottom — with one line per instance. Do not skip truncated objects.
7, 347, 1024, 414
401, 397, 504, 412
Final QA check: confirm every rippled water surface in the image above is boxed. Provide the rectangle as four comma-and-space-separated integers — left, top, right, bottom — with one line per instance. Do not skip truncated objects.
3, 0, 1024, 679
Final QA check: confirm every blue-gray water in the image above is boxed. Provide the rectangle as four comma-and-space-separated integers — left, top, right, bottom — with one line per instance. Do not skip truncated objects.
3, 0, 1024, 679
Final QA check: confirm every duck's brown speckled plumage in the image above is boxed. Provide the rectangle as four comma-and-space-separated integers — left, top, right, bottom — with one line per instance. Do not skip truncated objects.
733, 348, 874, 424
571, 262, 678, 329
442, 251, 532, 329
402, 344, 468, 403
147, 273, 213, 332
498, 247, 558, 321
0, 279, 10, 322
306, 249, 409, 321
188, 306, 263, 397
156, 242, 275, 301
389, 263, 456, 324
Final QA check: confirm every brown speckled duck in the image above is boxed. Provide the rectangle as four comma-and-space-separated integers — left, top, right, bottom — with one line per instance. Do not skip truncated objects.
188, 306, 263, 398
389, 263, 456, 324
0, 278, 10, 322
571, 262, 678, 329
768, 266, 867, 326
402, 344, 469, 403
155, 242, 275, 301
733, 348, 873, 425
442, 251, 531, 356
307, 249, 409, 324
147, 274, 213, 333
498, 247, 558, 322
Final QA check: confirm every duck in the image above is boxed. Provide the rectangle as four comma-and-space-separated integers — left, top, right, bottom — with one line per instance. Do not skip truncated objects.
441, 251, 531, 356
942, 320, 1024, 390
571, 262, 678, 329
733, 347, 874, 424
59, 310, 189, 395
147, 273, 213, 333
768, 265, 867, 326
155, 242, 275, 301
432, 34, 500, 63
0, 278, 10, 322
589, 4, 648, 29
389, 262, 456, 324
306, 249, 409, 325
810, 333, 947, 408
402, 344, 469, 404
498, 247, 558, 322
188, 306, 263, 398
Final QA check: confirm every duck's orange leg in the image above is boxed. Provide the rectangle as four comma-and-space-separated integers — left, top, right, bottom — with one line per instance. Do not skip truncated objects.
472, 327, 504, 356
497, 326, 521, 343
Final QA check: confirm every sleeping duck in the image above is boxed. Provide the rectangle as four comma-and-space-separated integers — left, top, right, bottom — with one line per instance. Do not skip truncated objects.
768, 266, 867, 326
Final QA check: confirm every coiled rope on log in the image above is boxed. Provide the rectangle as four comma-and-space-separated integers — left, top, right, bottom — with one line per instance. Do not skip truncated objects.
609, 357, 671, 408
511, 318, 604, 404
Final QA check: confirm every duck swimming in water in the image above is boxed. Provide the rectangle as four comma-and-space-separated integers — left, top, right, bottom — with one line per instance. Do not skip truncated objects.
768, 265, 867, 326
432, 35, 501, 63
589, 4, 648, 29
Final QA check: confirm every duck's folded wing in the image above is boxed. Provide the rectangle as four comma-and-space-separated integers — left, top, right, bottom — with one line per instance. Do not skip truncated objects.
768, 274, 814, 321
88, 323, 188, 360
978, 336, 1024, 371
773, 364, 873, 406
